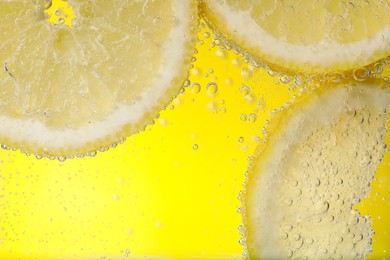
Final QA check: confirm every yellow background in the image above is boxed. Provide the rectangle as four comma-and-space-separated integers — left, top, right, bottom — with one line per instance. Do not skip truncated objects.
0, 2, 389, 259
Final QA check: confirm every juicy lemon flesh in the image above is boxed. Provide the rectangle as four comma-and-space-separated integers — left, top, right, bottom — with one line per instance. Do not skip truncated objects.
245, 81, 390, 259
0, 0, 196, 157
1, 0, 166, 127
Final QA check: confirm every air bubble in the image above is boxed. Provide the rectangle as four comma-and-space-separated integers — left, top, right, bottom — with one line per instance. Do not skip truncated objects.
353, 68, 370, 81
248, 114, 257, 123
190, 83, 201, 94
58, 156, 66, 162
1, 144, 10, 150
45, 0, 52, 9
314, 216, 322, 223
216, 49, 226, 58
240, 114, 247, 122
245, 94, 256, 104
207, 102, 218, 112
225, 78, 233, 85
354, 234, 363, 242
87, 150, 97, 157
280, 233, 288, 240
192, 68, 201, 76
232, 58, 240, 66
325, 72, 343, 82
240, 85, 250, 95
319, 248, 328, 255
206, 82, 218, 95
294, 189, 302, 196
291, 180, 298, 187
314, 200, 329, 214
240, 68, 252, 79
182, 79, 190, 88
267, 69, 277, 77
280, 75, 291, 84
349, 216, 359, 225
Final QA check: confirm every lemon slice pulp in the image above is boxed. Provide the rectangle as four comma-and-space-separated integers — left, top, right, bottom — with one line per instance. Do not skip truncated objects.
245, 81, 390, 258
201, 0, 390, 73
0, 0, 196, 157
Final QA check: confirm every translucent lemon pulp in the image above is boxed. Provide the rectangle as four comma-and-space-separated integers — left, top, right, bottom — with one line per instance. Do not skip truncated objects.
0, 0, 196, 157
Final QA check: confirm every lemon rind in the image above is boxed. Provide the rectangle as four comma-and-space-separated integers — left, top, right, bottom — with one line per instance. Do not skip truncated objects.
0, 0, 198, 158
201, 0, 390, 73
244, 80, 390, 258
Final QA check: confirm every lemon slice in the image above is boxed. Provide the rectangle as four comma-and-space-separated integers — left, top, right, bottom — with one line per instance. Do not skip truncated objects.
0, 0, 196, 157
201, 0, 390, 72
245, 80, 390, 258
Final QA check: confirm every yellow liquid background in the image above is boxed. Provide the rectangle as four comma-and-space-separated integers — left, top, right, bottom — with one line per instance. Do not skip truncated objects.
1, 7, 390, 260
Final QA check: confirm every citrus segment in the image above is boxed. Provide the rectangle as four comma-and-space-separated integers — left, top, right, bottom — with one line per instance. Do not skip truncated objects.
0, 0, 197, 157
201, 0, 390, 72
245, 80, 390, 258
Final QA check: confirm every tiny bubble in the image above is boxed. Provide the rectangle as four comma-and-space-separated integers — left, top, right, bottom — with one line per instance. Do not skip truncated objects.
190, 83, 201, 94
280, 232, 288, 240
248, 113, 257, 123
240, 85, 250, 95
216, 49, 226, 58
206, 82, 218, 95
240, 114, 247, 121
240, 68, 252, 79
